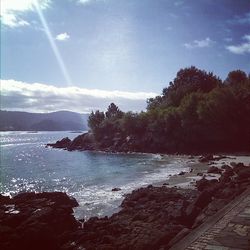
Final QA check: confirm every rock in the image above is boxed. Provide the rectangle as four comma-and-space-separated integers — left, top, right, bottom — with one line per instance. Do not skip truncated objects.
193, 190, 213, 209
178, 171, 186, 175
0, 192, 80, 250
196, 178, 219, 192
185, 203, 201, 226
47, 137, 71, 149
219, 168, 235, 183
68, 133, 95, 151
221, 164, 231, 170
0, 194, 10, 204
199, 154, 214, 163
236, 167, 250, 181
207, 166, 222, 174
112, 188, 121, 192
232, 162, 246, 173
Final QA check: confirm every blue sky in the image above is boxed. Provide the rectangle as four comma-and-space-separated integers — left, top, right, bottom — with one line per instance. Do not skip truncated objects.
1, 0, 250, 113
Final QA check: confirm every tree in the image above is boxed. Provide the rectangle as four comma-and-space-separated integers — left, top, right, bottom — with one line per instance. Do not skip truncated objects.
88, 110, 105, 135
165, 66, 221, 106
105, 103, 124, 119
224, 70, 248, 85
147, 66, 221, 110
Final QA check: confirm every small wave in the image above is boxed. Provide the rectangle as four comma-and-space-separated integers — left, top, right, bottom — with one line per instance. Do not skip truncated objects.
1, 142, 38, 147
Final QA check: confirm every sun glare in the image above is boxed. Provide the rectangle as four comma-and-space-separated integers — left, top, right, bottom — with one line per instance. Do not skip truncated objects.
34, 0, 72, 86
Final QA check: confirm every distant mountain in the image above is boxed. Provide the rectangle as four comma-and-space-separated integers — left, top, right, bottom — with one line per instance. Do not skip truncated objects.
0, 110, 89, 131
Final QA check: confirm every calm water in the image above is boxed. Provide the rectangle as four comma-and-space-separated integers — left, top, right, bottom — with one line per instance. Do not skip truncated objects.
0, 131, 192, 219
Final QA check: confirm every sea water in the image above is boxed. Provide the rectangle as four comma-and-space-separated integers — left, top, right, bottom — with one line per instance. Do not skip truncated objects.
0, 131, 192, 220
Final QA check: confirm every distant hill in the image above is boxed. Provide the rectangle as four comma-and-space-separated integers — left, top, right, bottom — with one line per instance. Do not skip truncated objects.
0, 110, 89, 131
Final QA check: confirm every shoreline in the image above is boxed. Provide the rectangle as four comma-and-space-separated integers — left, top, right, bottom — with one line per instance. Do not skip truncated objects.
1, 157, 250, 249
154, 154, 250, 189
1, 154, 250, 250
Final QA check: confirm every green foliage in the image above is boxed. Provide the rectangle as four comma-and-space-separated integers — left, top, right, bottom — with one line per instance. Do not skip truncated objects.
147, 66, 222, 110
224, 70, 248, 85
105, 103, 124, 119
88, 67, 250, 153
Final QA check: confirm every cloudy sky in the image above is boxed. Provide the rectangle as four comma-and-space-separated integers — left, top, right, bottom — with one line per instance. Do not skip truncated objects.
1, 0, 250, 113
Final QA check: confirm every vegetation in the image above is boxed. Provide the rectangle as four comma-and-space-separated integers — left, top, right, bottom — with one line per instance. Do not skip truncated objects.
88, 67, 250, 153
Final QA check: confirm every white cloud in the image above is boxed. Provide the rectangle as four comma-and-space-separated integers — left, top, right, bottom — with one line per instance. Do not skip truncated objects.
231, 12, 250, 25
56, 32, 70, 41
1, 0, 50, 28
78, 0, 91, 4
0, 79, 157, 113
226, 35, 250, 55
243, 35, 250, 41
184, 37, 215, 49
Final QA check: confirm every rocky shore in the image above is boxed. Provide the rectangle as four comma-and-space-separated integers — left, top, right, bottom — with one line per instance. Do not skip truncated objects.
1, 159, 250, 250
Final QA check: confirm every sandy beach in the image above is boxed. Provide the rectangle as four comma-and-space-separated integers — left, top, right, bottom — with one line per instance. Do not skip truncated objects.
157, 155, 250, 189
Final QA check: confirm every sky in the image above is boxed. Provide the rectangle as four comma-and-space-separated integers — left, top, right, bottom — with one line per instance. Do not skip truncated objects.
1, 0, 250, 113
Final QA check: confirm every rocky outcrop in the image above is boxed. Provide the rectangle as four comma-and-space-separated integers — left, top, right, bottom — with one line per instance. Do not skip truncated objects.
47, 137, 72, 149
47, 133, 96, 151
0, 192, 79, 250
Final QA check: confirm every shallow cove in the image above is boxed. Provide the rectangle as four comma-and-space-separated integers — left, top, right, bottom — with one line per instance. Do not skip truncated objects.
0, 131, 194, 219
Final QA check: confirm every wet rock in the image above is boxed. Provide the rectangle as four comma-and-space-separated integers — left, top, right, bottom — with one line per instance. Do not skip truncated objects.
199, 154, 214, 162
0, 192, 79, 250
207, 166, 222, 174
221, 164, 231, 170
112, 188, 121, 192
179, 171, 186, 175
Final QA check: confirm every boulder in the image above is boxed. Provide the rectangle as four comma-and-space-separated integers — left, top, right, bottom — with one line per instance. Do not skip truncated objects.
199, 154, 214, 163
207, 166, 221, 174
196, 178, 218, 192
0, 192, 80, 250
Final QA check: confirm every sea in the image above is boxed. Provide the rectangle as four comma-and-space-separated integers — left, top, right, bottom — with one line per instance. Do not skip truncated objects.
0, 131, 193, 220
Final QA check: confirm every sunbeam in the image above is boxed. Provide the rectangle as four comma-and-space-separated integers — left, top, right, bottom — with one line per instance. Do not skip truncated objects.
34, 0, 72, 86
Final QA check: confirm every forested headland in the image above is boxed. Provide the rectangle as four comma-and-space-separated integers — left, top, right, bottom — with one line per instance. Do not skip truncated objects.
51, 66, 250, 154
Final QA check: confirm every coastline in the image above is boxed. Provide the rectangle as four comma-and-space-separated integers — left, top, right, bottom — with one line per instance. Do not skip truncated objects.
154, 154, 250, 189
1, 153, 250, 249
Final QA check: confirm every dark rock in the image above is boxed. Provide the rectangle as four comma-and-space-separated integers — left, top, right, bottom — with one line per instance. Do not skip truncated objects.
193, 190, 213, 209
196, 178, 219, 192
233, 162, 247, 174
207, 166, 222, 174
199, 154, 214, 162
47, 137, 71, 149
0, 194, 10, 204
68, 133, 95, 151
112, 188, 121, 192
236, 167, 250, 180
0, 192, 79, 250
179, 171, 186, 175
185, 203, 201, 226
221, 164, 231, 170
